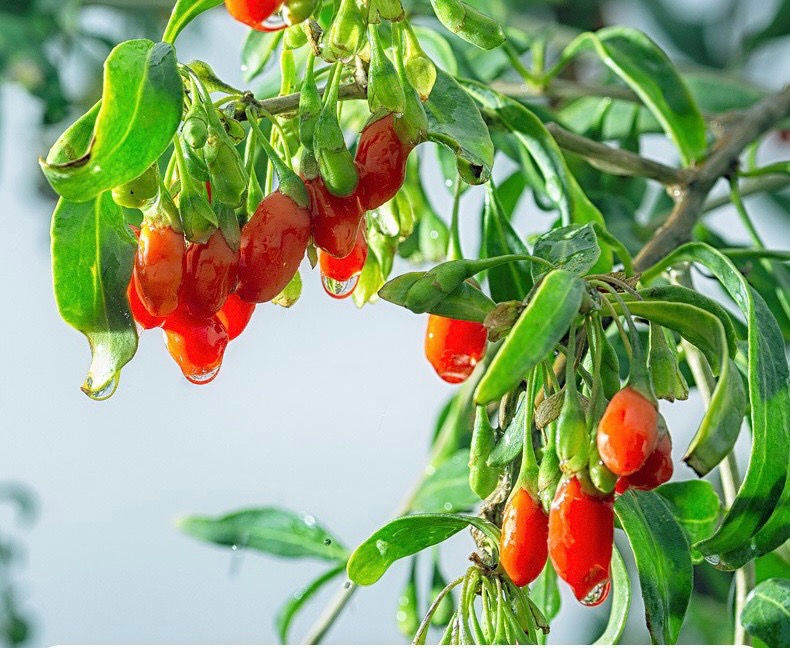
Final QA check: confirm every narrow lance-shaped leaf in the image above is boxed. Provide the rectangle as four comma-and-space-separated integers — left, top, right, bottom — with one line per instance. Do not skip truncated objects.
558, 27, 707, 164
643, 243, 790, 569
347, 514, 499, 586
163, 0, 224, 44
475, 269, 585, 405
411, 450, 479, 514
276, 564, 346, 644
41, 40, 183, 202
593, 547, 631, 645
51, 194, 138, 400
424, 69, 494, 185
177, 507, 349, 562
616, 489, 693, 644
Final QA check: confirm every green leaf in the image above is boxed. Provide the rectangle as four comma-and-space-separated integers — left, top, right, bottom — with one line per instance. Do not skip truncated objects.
275, 564, 346, 644
741, 578, 790, 648
531, 560, 561, 624
412, 25, 458, 75
51, 194, 137, 400
347, 514, 499, 586
424, 69, 494, 185
46, 102, 101, 164
41, 40, 183, 202
482, 185, 531, 302
162, 0, 224, 44
643, 243, 790, 569
428, 0, 506, 51
616, 489, 693, 644
487, 392, 526, 468
475, 269, 585, 404
655, 481, 721, 554
178, 507, 349, 562
560, 27, 707, 164
532, 223, 601, 280
593, 547, 631, 645
412, 450, 479, 514
240, 29, 283, 82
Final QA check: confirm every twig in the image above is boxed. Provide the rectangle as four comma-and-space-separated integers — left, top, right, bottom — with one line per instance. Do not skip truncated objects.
546, 123, 691, 186
702, 174, 789, 214
634, 85, 790, 271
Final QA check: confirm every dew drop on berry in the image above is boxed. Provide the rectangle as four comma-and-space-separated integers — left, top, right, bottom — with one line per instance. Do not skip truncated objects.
185, 365, 222, 385
581, 580, 611, 607
321, 273, 359, 299
262, 14, 286, 30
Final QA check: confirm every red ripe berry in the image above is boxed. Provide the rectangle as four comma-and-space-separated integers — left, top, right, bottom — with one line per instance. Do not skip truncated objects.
127, 274, 164, 330
549, 476, 614, 606
162, 309, 228, 384
597, 386, 659, 476
424, 315, 488, 384
224, 0, 283, 30
354, 114, 412, 211
217, 293, 256, 341
181, 230, 239, 317
499, 488, 549, 587
319, 227, 367, 299
134, 223, 184, 317
236, 191, 311, 303
305, 176, 365, 259
616, 428, 673, 494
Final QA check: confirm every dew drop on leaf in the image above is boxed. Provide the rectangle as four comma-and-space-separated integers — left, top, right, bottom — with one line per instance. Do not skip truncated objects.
375, 539, 389, 557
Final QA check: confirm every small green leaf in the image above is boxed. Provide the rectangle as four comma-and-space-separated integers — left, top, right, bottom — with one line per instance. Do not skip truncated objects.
275, 564, 346, 644
163, 0, 224, 44
560, 27, 707, 164
656, 481, 722, 552
424, 69, 494, 185
532, 223, 601, 280
475, 269, 585, 404
593, 548, 631, 645
616, 489, 693, 644
644, 243, 790, 570
741, 578, 790, 648
487, 392, 526, 468
347, 514, 499, 586
51, 194, 138, 400
178, 507, 349, 562
41, 40, 183, 202
412, 450, 479, 513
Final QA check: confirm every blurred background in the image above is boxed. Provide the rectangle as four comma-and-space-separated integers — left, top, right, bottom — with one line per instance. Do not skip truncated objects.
0, 0, 788, 645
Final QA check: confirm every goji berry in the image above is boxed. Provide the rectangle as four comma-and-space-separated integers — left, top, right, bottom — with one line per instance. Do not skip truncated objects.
616, 427, 673, 494
499, 487, 549, 587
548, 476, 614, 606
163, 309, 228, 384
354, 114, 412, 211
305, 175, 365, 258
597, 386, 659, 476
217, 293, 256, 341
127, 273, 164, 330
424, 315, 487, 384
181, 230, 239, 317
236, 191, 311, 303
134, 223, 184, 317
224, 0, 283, 30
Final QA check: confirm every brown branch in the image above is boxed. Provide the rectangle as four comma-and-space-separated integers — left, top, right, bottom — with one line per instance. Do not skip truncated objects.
634, 85, 790, 272
546, 122, 692, 186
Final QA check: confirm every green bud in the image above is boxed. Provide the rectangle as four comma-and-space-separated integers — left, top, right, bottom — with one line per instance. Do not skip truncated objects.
430, 559, 454, 627
183, 104, 209, 149
648, 323, 689, 402
556, 382, 589, 475
468, 406, 499, 500
112, 164, 159, 210
283, 0, 320, 26
314, 65, 358, 197
326, 0, 369, 62
179, 186, 218, 243
537, 427, 561, 513
588, 440, 617, 495
428, 0, 506, 51
403, 23, 437, 101
207, 129, 248, 208
299, 53, 321, 152
367, 25, 405, 115
284, 23, 309, 49
182, 141, 210, 182
396, 558, 420, 638
223, 115, 246, 144
392, 23, 429, 147
371, 0, 405, 22
404, 260, 473, 313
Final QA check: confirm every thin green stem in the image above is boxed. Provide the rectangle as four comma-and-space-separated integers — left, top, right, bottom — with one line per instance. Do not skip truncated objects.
503, 42, 541, 85
449, 172, 464, 261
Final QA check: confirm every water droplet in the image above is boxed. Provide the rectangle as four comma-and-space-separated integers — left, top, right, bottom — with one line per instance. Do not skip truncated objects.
185, 365, 221, 385
321, 273, 359, 299
231, 544, 238, 551
429, 230, 439, 240
445, 179, 453, 188
240, 65, 248, 72
343, 580, 352, 589
396, 611, 407, 622
375, 539, 389, 557
443, 502, 453, 511
324, 538, 332, 545
302, 514, 316, 527
705, 554, 721, 567
262, 14, 286, 31
82, 374, 120, 401
581, 580, 611, 607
